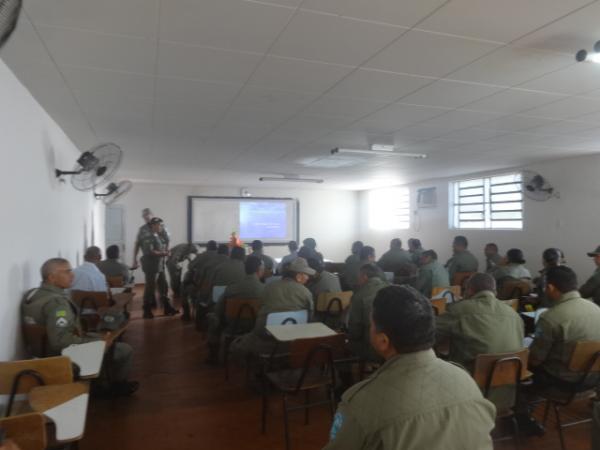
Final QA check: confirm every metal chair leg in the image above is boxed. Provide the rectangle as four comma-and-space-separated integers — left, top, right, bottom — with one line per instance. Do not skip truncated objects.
283, 395, 291, 450
261, 379, 269, 434
554, 403, 566, 450
223, 339, 230, 381
304, 391, 310, 425
329, 387, 336, 418
511, 415, 520, 450
542, 400, 551, 426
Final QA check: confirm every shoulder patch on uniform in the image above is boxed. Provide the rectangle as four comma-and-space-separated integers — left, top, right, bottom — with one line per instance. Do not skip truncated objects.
23, 316, 36, 325
329, 412, 344, 441
55, 310, 67, 318
55, 317, 68, 328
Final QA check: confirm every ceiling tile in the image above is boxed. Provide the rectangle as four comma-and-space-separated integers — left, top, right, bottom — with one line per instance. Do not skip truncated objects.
60, 66, 155, 100
400, 80, 503, 109
362, 102, 448, 129
74, 90, 154, 118
438, 127, 506, 143
158, 41, 262, 83
26, 0, 159, 39
154, 103, 226, 123
247, 56, 353, 93
325, 68, 432, 102
231, 86, 318, 113
521, 96, 600, 120
526, 120, 597, 135
160, 0, 294, 53
465, 89, 564, 114
155, 77, 242, 107
270, 10, 404, 66
518, 63, 600, 95
416, 109, 503, 134
365, 29, 500, 77
477, 115, 559, 132
302, 96, 389, 120
300, 0, 447, 27
417, 0, 592, 43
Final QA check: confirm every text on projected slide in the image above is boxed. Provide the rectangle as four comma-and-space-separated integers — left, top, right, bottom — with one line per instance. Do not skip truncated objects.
240, 202, 287, 239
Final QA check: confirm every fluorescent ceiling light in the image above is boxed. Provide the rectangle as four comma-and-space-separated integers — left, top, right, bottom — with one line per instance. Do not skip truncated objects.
331, 148, 427, 159
259, 176, 324, 184
371, 144, 394, 152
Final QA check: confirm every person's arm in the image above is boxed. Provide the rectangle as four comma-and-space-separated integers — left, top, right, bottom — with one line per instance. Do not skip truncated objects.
43, 300, 93, 351
132, 228, 142, 268
323, 405, 367, 450
415, 269, 432, 297
528, 317, 554, 368
580, 274, 600, 299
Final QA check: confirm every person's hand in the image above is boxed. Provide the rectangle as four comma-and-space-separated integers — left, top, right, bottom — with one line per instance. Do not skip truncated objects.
131, 260, 139, 270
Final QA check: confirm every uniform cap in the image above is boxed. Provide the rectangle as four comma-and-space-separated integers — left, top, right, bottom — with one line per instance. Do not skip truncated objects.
142, 208, 152, 216
587, 245, 600, 257
149, 217, 163, 225
288, 257, 316, 276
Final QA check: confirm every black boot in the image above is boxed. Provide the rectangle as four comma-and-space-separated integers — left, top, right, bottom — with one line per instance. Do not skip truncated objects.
143, 307, 154, 319
181, 299, 191, 321
162, 297, 179, 316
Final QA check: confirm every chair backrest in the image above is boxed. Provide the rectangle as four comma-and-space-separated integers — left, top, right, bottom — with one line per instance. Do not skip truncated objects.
498, 279, 532, 300
224, 298, 261, 321
70, 290, 110, 309
501, 299, 519, 311
452, 272, 475, 290
0, 413, 47, 450
473, 349, 529, 393
430, 298, 447, 316
264, 276, 282, 285
0, 357, 73, 395
266, 310, 308, 326
211, 285, 227, 303
289, 333, 346, 370
315, 291, 353, 313
22, 325, 48, 358
106, 275, 125, 288
431, 286, 461, 300
568, 341, 600, 373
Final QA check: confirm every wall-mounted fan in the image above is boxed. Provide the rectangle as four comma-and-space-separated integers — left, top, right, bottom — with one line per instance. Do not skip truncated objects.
0, 0, 21, 49
522, 170, 559, 201
94, 180, 132, 205
55, 143, 123, 191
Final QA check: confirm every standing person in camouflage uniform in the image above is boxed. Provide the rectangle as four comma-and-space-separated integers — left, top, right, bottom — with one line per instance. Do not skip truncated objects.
21, 258, 138, 396
140, 218, 178, 319
579, 245, 600, 305
132, 208, 170, 270
166, 243, 198, 299
324, 285, 496, 450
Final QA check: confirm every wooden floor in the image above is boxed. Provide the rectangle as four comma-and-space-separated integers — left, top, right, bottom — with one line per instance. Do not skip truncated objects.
81, 289, 593, 450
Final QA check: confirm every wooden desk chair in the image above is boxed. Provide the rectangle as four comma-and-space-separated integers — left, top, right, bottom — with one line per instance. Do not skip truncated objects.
452, 272, 475, 294
21, 325, 48, 359
430, 298, 447, 316
537, 341, 600, 450
106, 276, 125, 288
0, 413, 46, 450
501, 299, 519, 312
71, 290, 111, 331
261, 333, 345, 450
223, 298, 261, 381
473, 349, 529, 449
498, 279, 532, 301
431, 286, 461, 302
0, 357, 74, 417
315, 292, 352, 329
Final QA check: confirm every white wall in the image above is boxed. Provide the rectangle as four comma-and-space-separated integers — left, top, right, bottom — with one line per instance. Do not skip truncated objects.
0, 60, 104, 360
358, 154, 600, 284
114, 183, 358, 277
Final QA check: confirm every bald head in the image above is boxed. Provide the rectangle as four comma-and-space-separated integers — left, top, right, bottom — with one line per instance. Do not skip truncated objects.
41, 258, 70, 281
466, 273, 496, 297
40, 258, 74, 289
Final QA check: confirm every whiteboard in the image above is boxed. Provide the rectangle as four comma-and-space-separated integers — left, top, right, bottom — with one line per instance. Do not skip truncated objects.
188, 196, 299, 245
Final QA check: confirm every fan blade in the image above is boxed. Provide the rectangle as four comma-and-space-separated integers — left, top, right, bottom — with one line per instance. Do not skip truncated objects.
103, 181, 132, 205
71, 143, 122, 191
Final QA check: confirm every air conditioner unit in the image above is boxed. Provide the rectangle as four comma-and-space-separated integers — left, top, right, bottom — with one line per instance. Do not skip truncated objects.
417, 187, 437, 208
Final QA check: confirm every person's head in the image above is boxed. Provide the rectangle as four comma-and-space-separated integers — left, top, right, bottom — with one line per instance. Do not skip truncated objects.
106, 245, 120, 260
453, 236, 468, 253
357, 263, 381, 286
586, 246, 600, 268
297, 246, 314, 260
187, 244, 199, 254
542, 248, 563, 268
390, 238, 402, 250
245, 255, 264, 278
142, 208, 153, 223
545, 266, 578, 301
283, 257, 316, 285
84, 246, 102, 263
303, 238, 317, 250
307, 258, 324, 275
419, 250, 437, 266
506, 248, 526, 265
217, 244, 229, 256
359, 245, 376, 262
408, 238, 422, 252
351, 241, 364, 255
288, 241, 298, 253
465, 273, 496, 298
231, 246, 246, 261
41, 258, 73, 289
251, 240, 264, 253
370, 286, 434, 360
149, 217, 163, 233
484, 243, 498, 258
206, 240, 217, 251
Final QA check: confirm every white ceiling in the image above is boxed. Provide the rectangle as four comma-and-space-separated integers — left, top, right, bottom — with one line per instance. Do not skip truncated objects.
3, 0, 600, 190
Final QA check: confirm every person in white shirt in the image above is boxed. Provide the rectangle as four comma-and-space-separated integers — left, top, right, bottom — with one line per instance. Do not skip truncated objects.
277, 240, 298, 274
71, 246, 108, 292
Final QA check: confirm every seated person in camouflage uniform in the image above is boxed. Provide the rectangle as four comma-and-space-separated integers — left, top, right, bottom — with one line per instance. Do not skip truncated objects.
21, 258, 138, 396
306, 258, 342, 301
533, 248, 564, 307
484, 243, 503, 274
210, 246, 246, 287
376, 238, 412, 274
166, 243, 198, 299
206, 256, 265, 364
277, 240, 298, 274
356, 246, 387, 287
445, 235, 479, 281
324, 285, 496, 450
579, 245, 600, 305
407, 238, 423, 265
492, 248, 532, 288
435, 273, 524, 372
249, 240, 275, 277
342, 241, 364, 290
97, 245, 130, 285
415, 250, 450, 298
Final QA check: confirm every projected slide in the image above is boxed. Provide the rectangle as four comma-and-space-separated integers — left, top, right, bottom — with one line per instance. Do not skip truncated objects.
188, 196, 298, 244
240, 202, 287, 240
